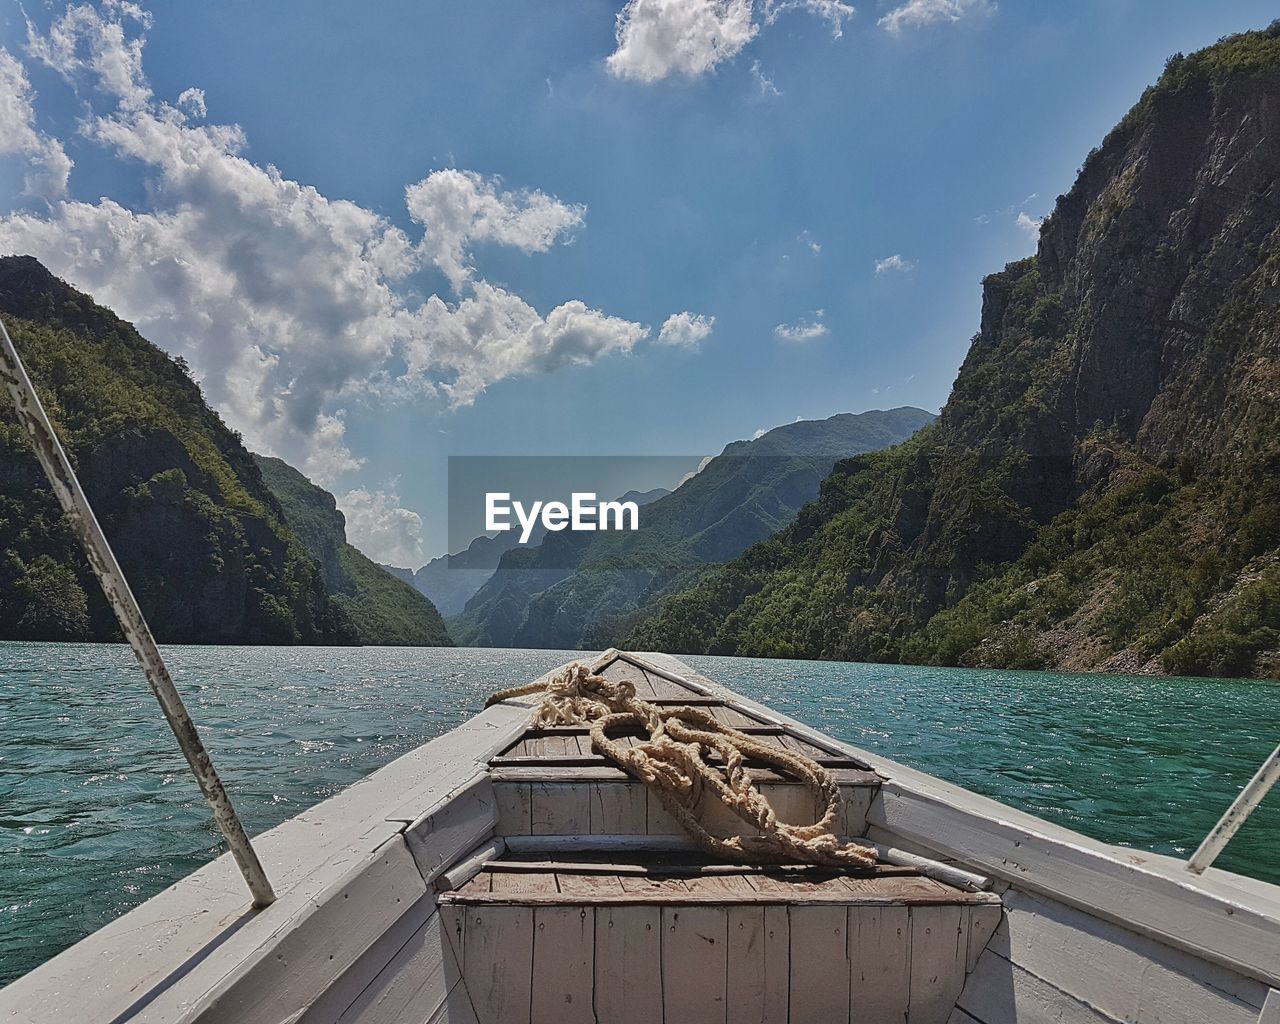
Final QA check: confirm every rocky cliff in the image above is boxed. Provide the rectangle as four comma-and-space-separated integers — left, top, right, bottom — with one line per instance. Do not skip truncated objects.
0, 257, 355, 644
630, 27, 1280, 678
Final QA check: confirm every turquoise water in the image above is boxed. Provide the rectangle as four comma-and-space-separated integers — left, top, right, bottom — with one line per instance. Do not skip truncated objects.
1, 643, 1277, 986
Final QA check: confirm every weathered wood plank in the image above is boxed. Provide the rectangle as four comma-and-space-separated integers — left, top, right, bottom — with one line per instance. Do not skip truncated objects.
494, 783, 531, 836
763, 905, 791, 1024
554, 872, 625, 898
404, 776, 499, 884
463, 906, 533, 1024
990, 888, 1264, 1024
726, 906, 767, 1023
1261, 989, 1280, 1024
958, 950, 1116, 1024
530, 782, 589, 835
790, 905, 851, 1024
530, 907, 593, 1024
967, 904, 1001, 974
908, 904, 967, 1024
426, 981, 480, 1024
589, 782, 647, 834
850, 905, 910, 1024
662, 906, 728, 1023
594, 906, 663, 1024
300, 894, 437, 1024
334, 912, 463, 1024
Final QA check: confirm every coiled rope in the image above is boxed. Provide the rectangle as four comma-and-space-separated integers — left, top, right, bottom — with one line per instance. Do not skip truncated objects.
487, 662, 878, 867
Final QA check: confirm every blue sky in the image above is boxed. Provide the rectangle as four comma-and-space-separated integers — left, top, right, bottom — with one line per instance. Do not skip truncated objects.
0, 0, 1274, 564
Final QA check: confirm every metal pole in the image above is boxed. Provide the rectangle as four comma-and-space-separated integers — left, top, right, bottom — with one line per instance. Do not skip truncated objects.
0, 317, 276, 908
1188, 743, 1280, 875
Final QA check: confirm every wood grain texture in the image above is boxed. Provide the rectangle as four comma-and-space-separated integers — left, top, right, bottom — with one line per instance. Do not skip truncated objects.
726, 907, 768, 1024
958, 950, 1117, 1024
464, 906, 533, 1024
530, 907, 593, 1024
849, 905, 911, 1024
662, 906, 728, 1023
790, 905, 852, 1024
908, 904, 967, 1024
589, 782, 647, 834
990, 888, 1264, 1024
494, 783, 532, 836
530, 782, 589, 835
593, 906, 663, 1024
333, 912, 463, 1024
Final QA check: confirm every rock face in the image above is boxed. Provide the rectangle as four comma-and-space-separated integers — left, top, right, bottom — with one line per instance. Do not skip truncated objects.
630, 27, 1280, 678
255, 457, 452, 646
449, 408, 935, 649
0, 257, 354, 644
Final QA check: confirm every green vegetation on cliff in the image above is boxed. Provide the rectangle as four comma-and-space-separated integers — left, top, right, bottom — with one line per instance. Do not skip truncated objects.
629, 26, 1280, 678
0, 256, 354, 644
255, 456, 452, 646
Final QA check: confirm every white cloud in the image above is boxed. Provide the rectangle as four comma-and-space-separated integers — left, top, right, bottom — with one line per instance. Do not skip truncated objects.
774, 310, 828, 342
607, 0, 758, 82
1015, 210, 1043, 238
750, 59, 780, 97
176, 86, 206, 118
606, 0, 853, 83
762, 0, 855, 38
405, 168, 585, 294
337, 485, 425, 568
798, 230, 821, 254
0, 49, 72, 199
752, 427, 767, 439
657, 310, 715, 347
874, 253, 914, 274
2, 4, 648, 481
878, 0, 993, 35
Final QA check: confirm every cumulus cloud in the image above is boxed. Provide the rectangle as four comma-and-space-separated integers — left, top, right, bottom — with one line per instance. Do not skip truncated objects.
874, 253, 914, 274
338, 485, 426, 568
176, 86, 206, 118
774, 310, 828, 341
657, 311, 715, 347
0, 4, 649, 483
0, 49, 72, 199
879, 0, 994, 35
405, 169, 585, 294
606, 0, 853, 83
1015, 210, 1043, 238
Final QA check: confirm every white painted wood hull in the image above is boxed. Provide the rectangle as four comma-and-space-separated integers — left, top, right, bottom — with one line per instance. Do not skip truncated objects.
1, 650, 1276, 1024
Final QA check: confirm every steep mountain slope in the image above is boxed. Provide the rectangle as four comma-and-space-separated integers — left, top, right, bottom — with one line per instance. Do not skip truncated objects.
255, 457, 452, 646
449, 408, 934, 649
402, 488, 669, 617
0, 257, 355, 644
630, 27, 1280, 678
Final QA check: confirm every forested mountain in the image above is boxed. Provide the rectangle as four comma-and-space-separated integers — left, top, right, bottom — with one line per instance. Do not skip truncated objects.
0, 256, 355, 643
449, 408, 934, 649
255, 457, 452, 646
630, 27, 1280, 678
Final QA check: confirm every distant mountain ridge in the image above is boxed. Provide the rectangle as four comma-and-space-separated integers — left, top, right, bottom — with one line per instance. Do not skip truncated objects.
255, 456, 451, 646
629, 26, 1280, 678
449, 407, 934, 649
397, 487, 670, 617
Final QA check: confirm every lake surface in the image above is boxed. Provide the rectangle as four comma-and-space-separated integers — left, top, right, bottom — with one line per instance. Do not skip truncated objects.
1, 643, 1277, 985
